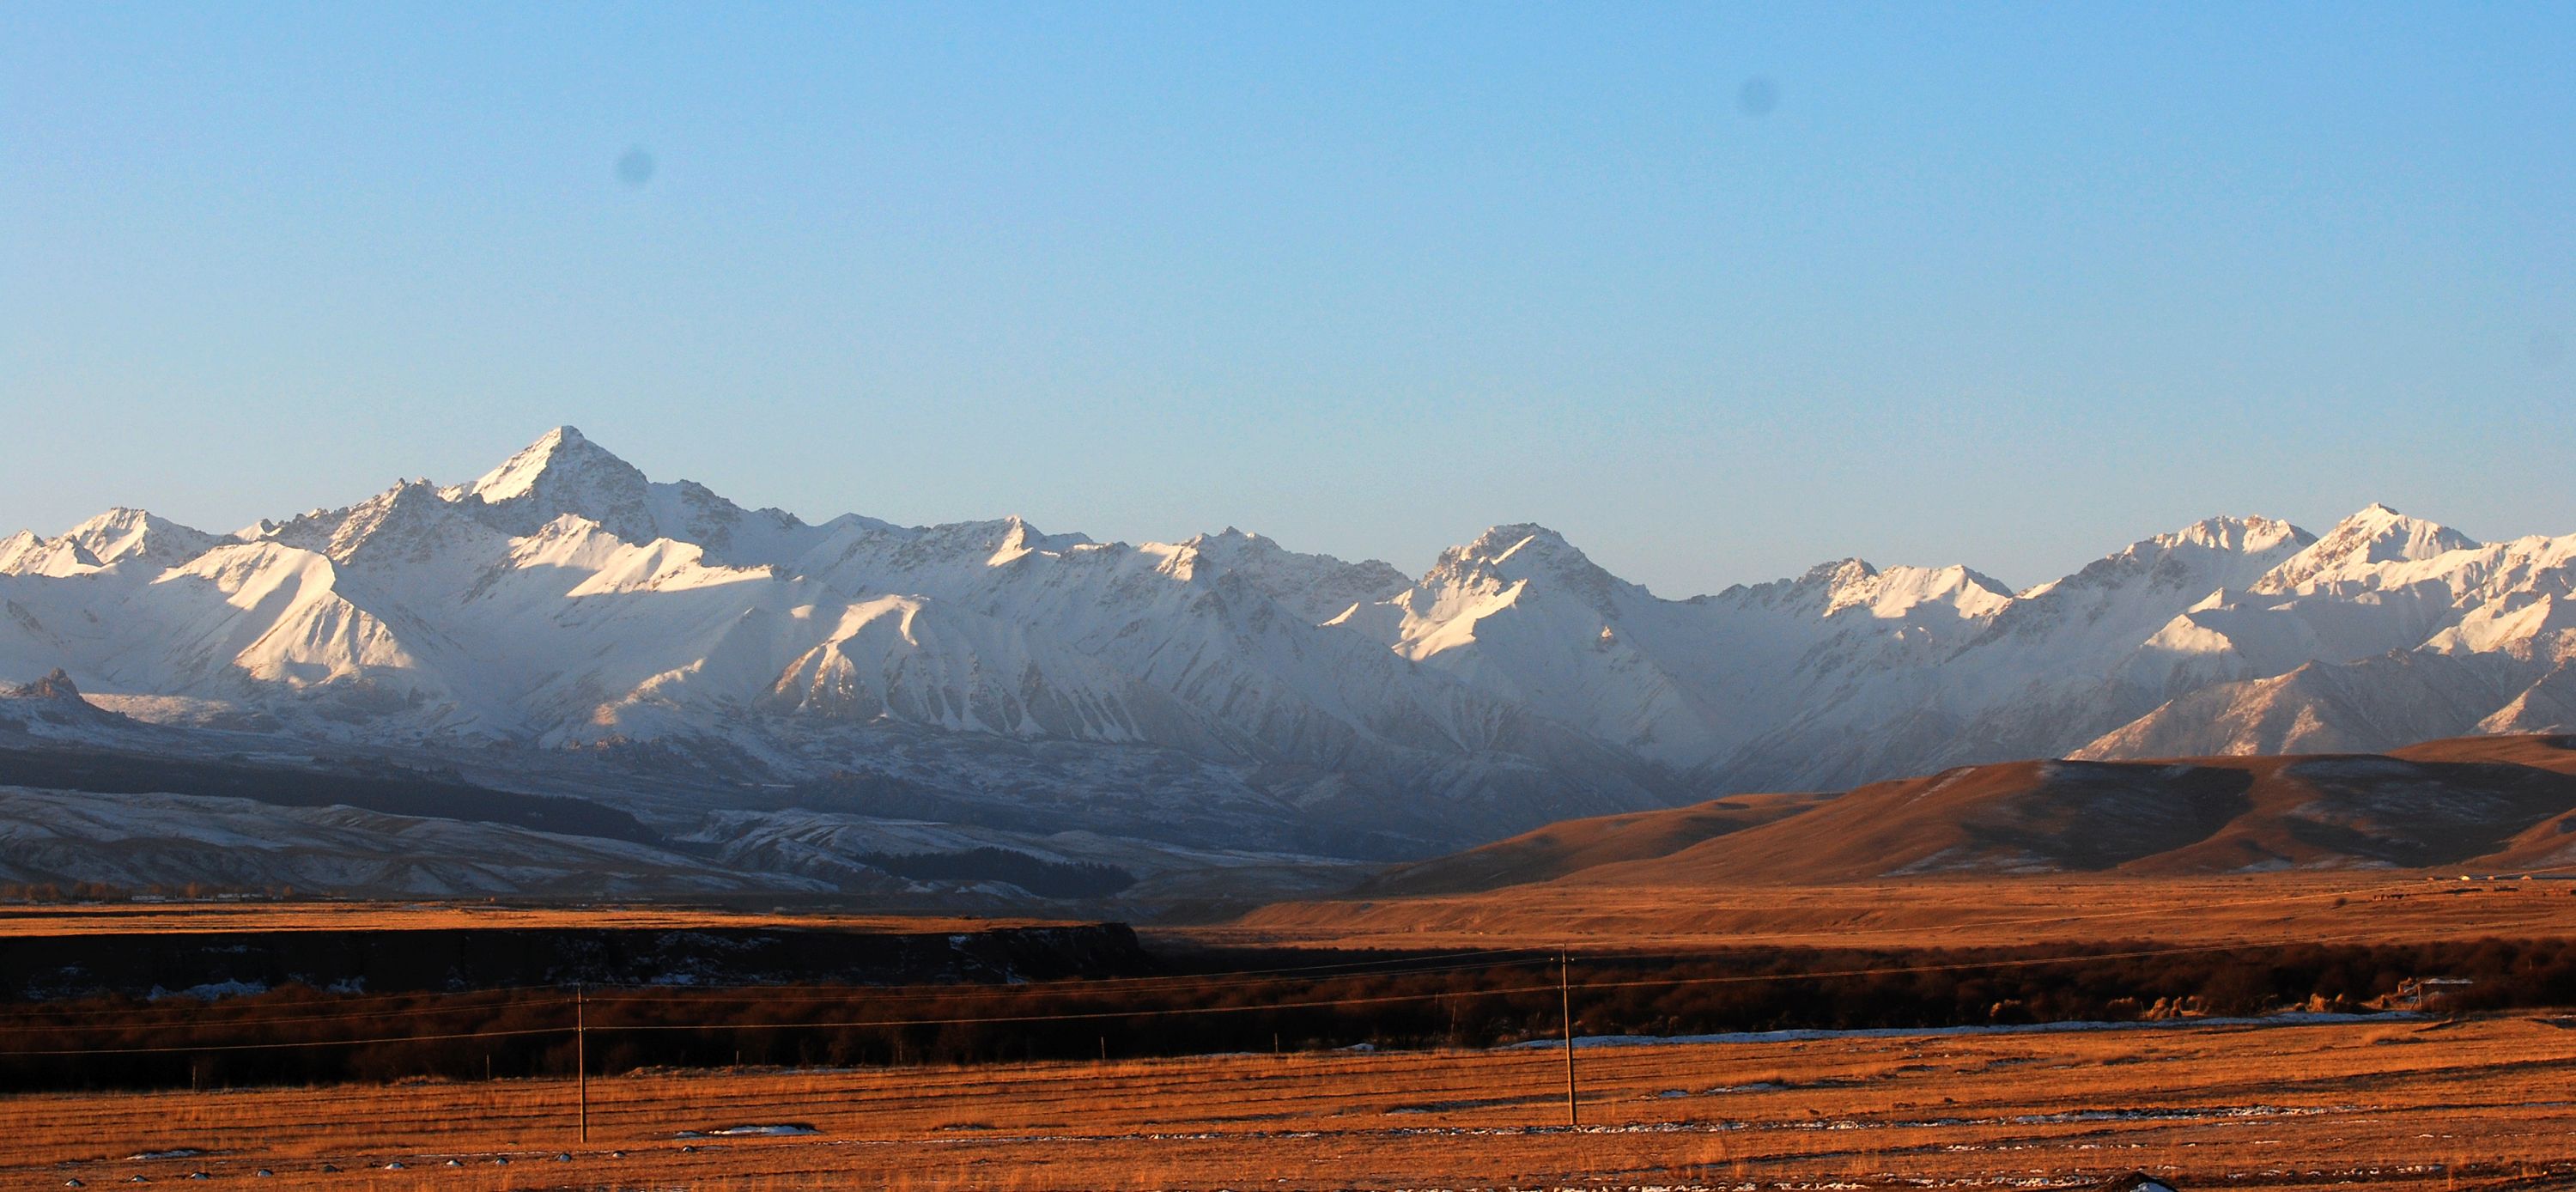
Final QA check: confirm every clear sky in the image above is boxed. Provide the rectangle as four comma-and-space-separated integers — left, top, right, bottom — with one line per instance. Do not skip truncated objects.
4, 3, 2571, 595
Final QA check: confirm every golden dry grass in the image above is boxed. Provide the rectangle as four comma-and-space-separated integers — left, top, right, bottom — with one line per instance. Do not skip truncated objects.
1210, 873, 2576, 953
0, 902, 1081, 938
9, 1014, 2576, 1189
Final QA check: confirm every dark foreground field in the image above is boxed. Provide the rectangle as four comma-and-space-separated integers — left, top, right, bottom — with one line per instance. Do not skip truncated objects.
15, 931, 2576, 1092
10, 1013, 2576, 1190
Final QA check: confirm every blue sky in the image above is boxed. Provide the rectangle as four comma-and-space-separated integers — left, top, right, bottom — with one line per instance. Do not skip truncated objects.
4, 3, 2570, 594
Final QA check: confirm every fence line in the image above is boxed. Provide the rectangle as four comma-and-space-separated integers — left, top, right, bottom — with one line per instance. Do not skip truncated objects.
0, 932, 2422, 1061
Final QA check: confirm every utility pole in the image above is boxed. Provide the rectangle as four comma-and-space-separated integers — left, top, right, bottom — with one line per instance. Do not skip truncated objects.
575, 983, 589, 1144
1560, 946, 1578, 1130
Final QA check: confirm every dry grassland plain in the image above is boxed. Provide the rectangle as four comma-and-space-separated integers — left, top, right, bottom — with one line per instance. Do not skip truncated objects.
9, 1014, 2576, 1190
13, 876, 2576, 1189
0, 903, 1073, 938
1208, 874, 2576, 952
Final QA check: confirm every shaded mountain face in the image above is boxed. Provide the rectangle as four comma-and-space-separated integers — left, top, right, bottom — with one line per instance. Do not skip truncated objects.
5, 429, 2575, 867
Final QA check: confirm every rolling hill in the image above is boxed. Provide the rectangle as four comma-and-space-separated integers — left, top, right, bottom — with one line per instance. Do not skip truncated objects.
1344, 791, 1833, 897
1334, 734, 2576, 895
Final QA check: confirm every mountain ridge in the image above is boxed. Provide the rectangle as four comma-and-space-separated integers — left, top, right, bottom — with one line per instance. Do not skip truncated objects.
7, 427, 2573, 872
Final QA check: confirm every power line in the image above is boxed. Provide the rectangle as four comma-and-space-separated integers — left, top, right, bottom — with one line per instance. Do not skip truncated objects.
0, 908, 2518, 1060
0, 996, 573, 1034
579, 940, 2298, 1036
0, 946, 1558, 1036
0, 864, 2524, 1037
0, 1025, 568, 1058
0, 952, 1562, 1043
582, 953, 1555, 1008
0, 982, 565, 1021
582, 945, 1561, 1000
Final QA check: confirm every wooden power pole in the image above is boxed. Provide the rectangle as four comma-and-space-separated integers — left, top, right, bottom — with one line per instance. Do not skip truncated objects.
575, 983, 589, 1144
1560, 946, 1578, 1129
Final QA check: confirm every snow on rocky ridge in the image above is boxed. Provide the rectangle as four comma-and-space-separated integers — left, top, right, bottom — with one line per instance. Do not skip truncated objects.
4, 428, 2572, 854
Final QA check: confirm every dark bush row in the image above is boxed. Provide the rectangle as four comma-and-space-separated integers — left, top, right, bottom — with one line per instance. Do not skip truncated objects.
4, 937, 2569, 1092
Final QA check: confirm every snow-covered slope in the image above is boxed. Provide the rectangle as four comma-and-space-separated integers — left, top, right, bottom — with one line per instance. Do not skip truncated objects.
1327, 526, 2014, 768
0, 508, 220, 578
0, 430, 1680, 855
5, 428, 2569, 869
0, 670, 149, 746
434, 426, 887, 569
1177, 528, 1410, 623
1334, 516, 2313, 789
2073, 509, 2576, 759
1707, 515, 2319, 789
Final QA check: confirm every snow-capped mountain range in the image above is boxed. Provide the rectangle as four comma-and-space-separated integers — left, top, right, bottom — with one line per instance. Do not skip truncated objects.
7, 428, 2573, 867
